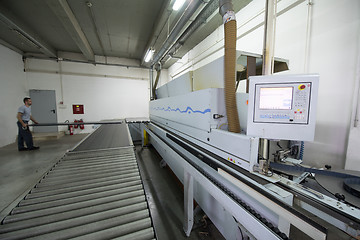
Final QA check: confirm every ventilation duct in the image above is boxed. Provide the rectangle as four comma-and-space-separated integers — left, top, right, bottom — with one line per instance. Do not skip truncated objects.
151, 0, 207, 66
167, 0, 218, 59
219, 0, 240, 133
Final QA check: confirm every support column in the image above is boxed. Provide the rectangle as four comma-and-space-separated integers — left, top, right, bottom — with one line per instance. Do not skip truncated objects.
183, 170, 194, 237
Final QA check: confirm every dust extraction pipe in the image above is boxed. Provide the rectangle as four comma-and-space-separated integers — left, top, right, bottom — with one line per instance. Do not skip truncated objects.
219, 0, 241, 133
152, 63, 162, 99
151, 0, 206, 65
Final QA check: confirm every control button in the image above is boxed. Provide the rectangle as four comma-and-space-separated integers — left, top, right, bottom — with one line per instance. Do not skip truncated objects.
300, 111, 302, 114
298, 84, 306, 90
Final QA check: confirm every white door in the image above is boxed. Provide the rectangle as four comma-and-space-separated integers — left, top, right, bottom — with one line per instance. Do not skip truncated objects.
30, 90, 58, 133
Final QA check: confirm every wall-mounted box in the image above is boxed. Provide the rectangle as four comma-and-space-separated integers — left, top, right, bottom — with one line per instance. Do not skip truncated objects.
72, 104, 84, 114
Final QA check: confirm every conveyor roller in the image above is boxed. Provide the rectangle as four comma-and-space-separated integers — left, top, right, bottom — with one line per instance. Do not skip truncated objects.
0, 124, 156, 240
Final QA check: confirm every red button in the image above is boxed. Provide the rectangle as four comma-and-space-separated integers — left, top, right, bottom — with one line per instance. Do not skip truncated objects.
294, 111, 297, 114
300, 85, 305, 89
300, 111, 302, 114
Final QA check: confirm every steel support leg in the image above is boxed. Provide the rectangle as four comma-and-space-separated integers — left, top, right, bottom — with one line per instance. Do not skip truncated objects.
184, 170, 194, 237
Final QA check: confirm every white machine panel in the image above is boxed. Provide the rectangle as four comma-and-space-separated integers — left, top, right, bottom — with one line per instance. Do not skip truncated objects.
156, 71, 193, 99
247, 74, 319, 141
150, 88, 227, 133
236, 93, 249, 133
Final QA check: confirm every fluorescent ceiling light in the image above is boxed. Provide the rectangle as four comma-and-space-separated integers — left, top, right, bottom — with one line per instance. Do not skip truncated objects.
144, 48, 155, 62
173, 0, 185, 11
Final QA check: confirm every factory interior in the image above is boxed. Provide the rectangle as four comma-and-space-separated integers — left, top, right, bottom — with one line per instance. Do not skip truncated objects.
0, 0, 359, 239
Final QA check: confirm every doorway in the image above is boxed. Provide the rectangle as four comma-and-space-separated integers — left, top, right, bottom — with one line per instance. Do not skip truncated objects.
29, 89, 58, 133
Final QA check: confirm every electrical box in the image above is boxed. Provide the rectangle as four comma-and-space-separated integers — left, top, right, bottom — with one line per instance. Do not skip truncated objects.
247, 74, 319, 141
72, 104, 84, 114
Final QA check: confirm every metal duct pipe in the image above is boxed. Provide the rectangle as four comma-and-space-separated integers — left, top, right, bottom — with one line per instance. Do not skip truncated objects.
219, 0, 233, 16
151, 0, 207, 66
219, 0, 241, 133
152, 63, 162, 99
150, 67, 154, 100
168, 0, 218, 58
141, 0, 172, 66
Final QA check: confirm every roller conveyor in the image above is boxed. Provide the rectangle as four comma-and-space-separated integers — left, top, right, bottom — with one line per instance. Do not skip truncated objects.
0, 124, 156, 240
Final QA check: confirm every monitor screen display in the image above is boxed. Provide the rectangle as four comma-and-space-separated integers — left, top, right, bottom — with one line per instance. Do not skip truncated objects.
259, 87, 293, 110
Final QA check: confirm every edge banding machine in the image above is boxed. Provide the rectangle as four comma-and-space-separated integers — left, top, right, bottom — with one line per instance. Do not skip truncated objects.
141, 71, 360, 239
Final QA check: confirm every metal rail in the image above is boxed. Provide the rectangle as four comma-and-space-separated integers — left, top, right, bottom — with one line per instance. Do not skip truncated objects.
29, 120, 124, 127
28, 119, 149, 127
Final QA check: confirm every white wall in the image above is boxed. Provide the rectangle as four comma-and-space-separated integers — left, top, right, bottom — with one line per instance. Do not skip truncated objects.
345, 52, 360, 171
0, 48, 168, 146
168, 0, 360, 169
26, 58, 168, 133
0, 45, 27, 147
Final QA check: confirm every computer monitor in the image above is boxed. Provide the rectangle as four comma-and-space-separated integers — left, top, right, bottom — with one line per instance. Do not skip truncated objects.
247, 74, 319, 141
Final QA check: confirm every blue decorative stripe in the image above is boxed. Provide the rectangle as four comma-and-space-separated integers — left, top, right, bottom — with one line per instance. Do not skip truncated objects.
152, 106, 211, 114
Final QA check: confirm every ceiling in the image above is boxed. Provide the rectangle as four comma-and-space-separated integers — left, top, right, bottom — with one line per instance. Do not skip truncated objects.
0, 0, 251, 69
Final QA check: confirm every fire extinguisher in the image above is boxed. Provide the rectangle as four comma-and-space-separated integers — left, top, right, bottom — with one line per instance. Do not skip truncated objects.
79, 119, 84, 130
74, 119, 78, 129
69, 125, 74, 135
65, 120, 73, 135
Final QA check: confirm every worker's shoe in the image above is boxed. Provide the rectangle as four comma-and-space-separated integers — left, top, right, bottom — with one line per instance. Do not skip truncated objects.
29, 146, 40, 150
18, 148, 29, 151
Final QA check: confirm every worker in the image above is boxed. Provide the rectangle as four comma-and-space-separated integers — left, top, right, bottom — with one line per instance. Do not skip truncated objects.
16, 97, 39, 151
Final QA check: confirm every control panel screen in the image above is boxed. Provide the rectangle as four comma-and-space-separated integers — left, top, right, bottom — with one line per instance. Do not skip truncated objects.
253, 82, 312, 124
259, 87, 293, 110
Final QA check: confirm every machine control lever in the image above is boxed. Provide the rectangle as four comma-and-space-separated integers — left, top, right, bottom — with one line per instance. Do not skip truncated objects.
213, 114, 224, 119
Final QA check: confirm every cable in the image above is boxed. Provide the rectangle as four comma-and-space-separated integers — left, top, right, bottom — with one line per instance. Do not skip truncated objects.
312, 176, 358, 208
312, 176, 336, 197
238, 226, 244, 240
218, 123, 228, 130
233, 217, 244, 240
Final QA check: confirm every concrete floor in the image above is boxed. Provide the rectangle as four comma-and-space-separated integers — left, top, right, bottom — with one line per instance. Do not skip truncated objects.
135, 145, 224, 240
0, 134, 86, 221
0, 135, 224, 239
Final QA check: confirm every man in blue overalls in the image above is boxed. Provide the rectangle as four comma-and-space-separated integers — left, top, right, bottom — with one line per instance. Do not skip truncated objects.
17, 97, 40, 151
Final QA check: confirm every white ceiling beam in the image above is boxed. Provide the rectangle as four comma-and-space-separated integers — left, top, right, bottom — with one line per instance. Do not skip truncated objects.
0, 6, 57, 58
46, 0, 95, 61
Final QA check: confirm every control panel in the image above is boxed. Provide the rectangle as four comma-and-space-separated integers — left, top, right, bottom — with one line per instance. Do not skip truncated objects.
247, 74, 319, 141
253, 82, 312, 124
